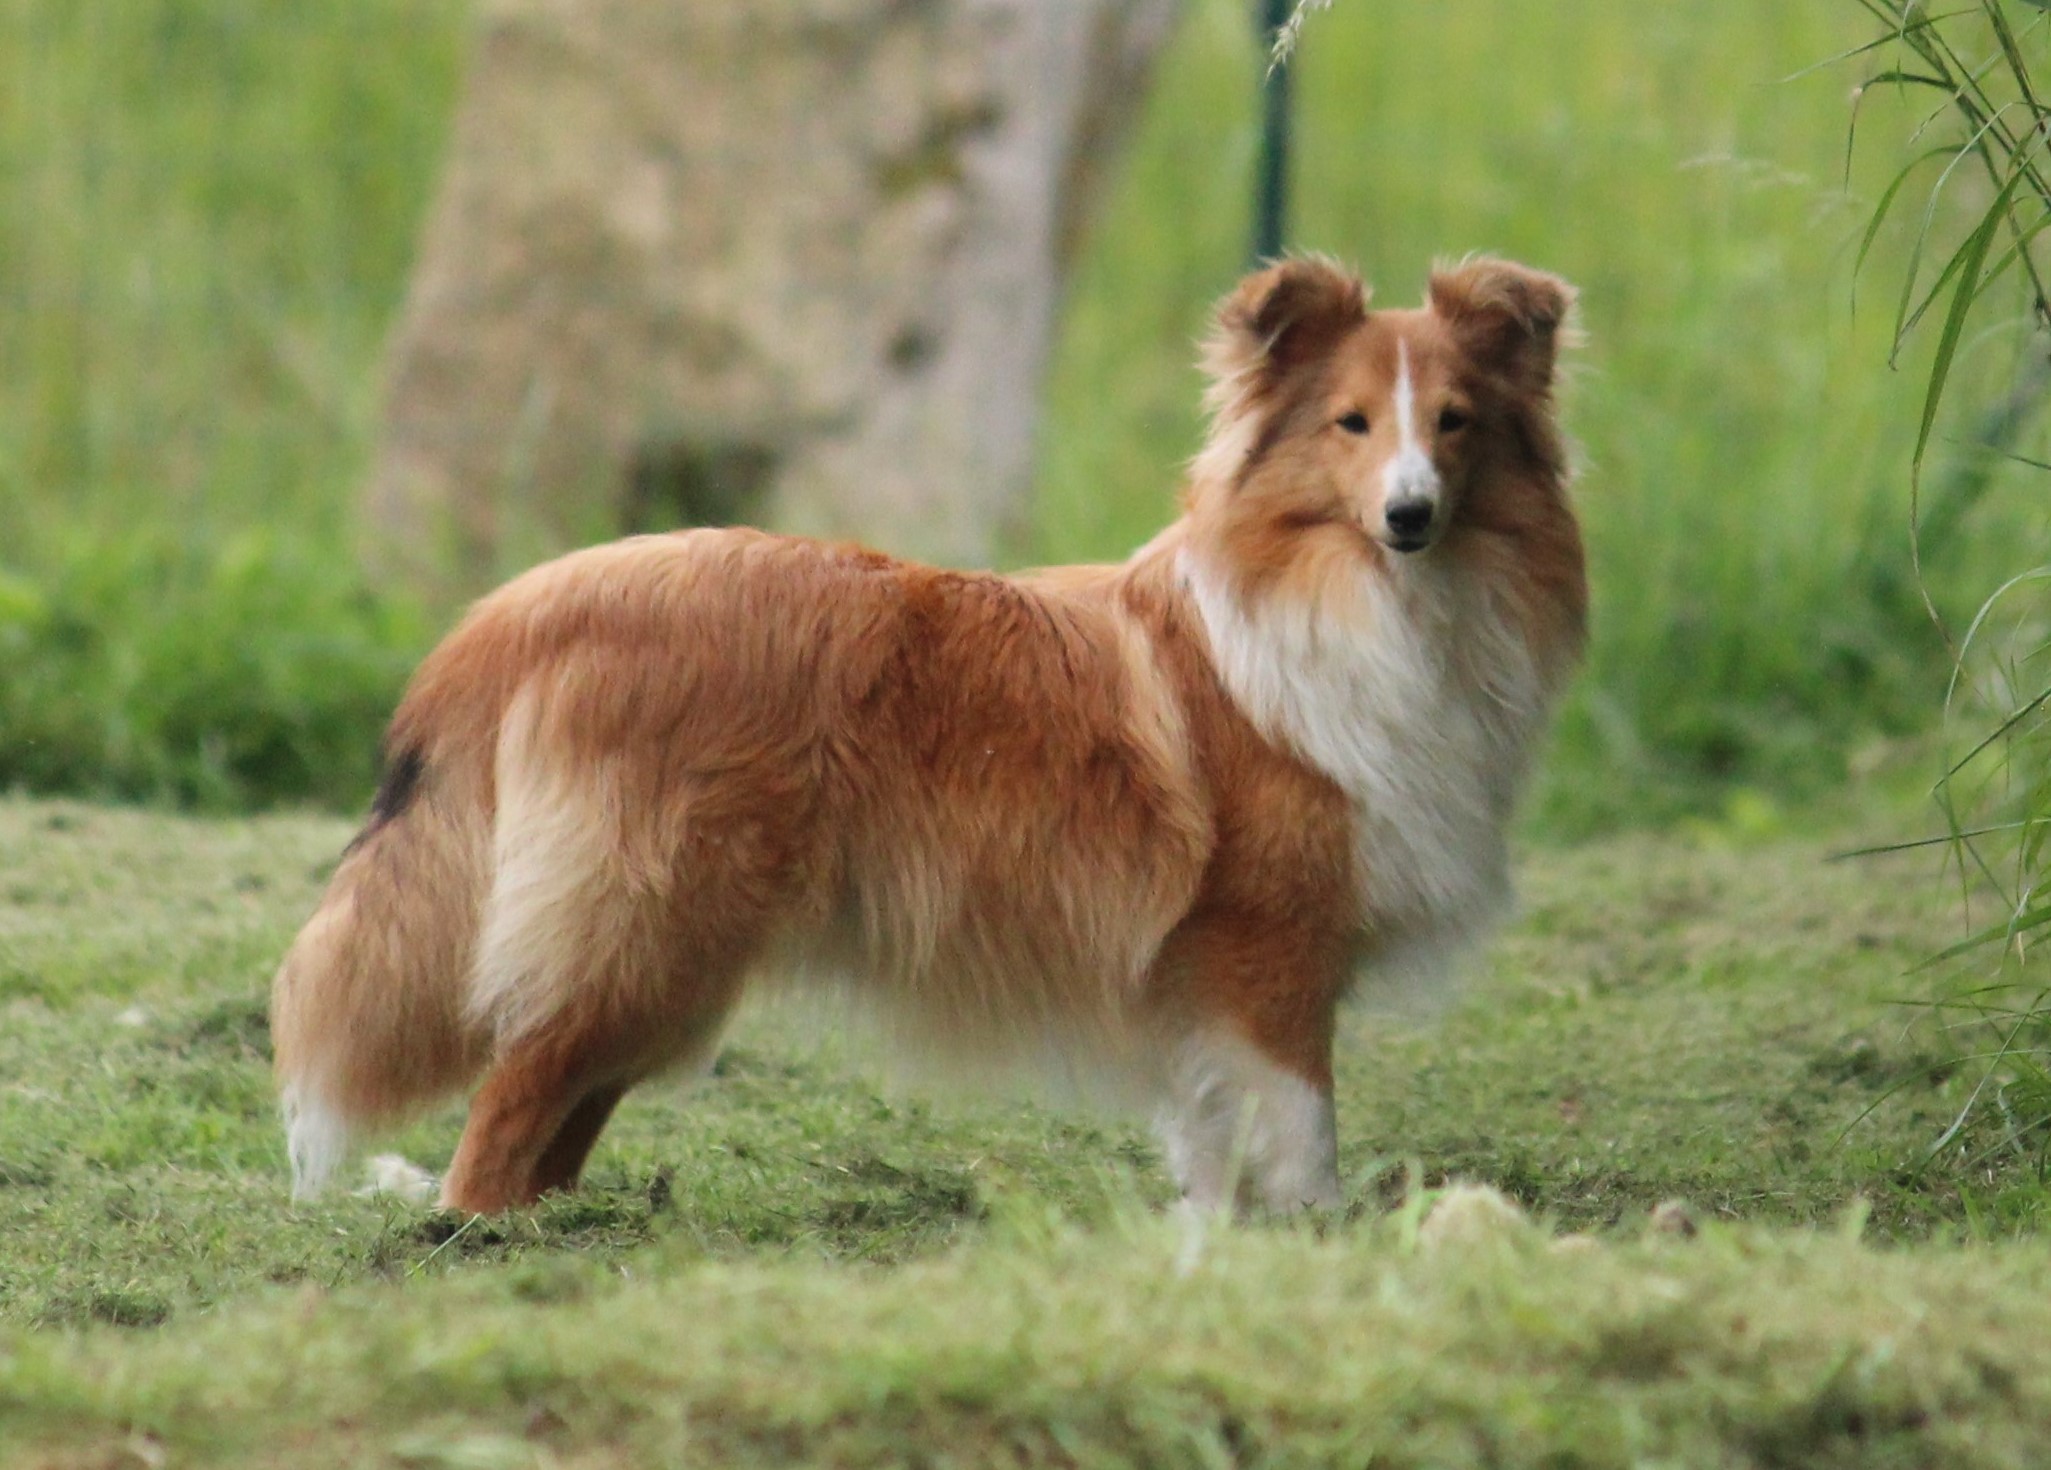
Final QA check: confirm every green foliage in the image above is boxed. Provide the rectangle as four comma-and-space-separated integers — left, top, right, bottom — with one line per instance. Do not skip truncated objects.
0, 530, 427, 808
1840, 1, 2051, 1174
0, 0, 2030, 826
0, 0, 463, 810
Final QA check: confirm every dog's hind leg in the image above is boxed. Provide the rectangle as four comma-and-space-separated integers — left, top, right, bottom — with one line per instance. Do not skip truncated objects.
437, 831, 767, 1211
442, 678, 815, 1213
439, 1015, 613, 1214
529, 1082, 629, 1197
437, 806, 755, 1211
438, 971, 741, 1214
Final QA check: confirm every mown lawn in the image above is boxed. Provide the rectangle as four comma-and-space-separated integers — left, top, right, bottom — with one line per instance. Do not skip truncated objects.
3, 793, 2048, 1464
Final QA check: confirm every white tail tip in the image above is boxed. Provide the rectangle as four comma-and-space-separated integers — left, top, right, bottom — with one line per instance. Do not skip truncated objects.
282, 1085, 353, 1200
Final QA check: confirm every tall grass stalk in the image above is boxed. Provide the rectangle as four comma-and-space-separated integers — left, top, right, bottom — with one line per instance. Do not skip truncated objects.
1845, 0, 2051, 1172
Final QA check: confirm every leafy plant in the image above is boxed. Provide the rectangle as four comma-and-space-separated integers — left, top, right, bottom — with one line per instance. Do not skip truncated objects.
0, 530, 426, 810
1844, 0, 2051, 1177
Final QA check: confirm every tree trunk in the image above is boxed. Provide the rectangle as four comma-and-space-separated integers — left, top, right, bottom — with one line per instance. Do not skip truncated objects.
365, 0, 1180, 592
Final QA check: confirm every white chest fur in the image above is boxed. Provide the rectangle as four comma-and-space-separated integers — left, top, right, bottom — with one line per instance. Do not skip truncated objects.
1181, 547, 1557, 963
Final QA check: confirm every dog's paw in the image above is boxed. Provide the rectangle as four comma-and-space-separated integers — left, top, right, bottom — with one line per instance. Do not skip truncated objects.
357, 1153, 439, 1205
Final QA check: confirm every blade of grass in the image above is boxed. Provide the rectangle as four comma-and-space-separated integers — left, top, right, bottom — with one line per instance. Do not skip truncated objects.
1913, 158, 2027, 470
1855, 146, 1966, 303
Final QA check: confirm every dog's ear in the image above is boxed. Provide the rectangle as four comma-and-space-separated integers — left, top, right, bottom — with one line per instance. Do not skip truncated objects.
1203, 256, 1368, 394
1428, 257, 1576, 394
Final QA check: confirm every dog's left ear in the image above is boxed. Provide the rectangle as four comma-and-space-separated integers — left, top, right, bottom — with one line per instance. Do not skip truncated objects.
1428, 257, 1576, 394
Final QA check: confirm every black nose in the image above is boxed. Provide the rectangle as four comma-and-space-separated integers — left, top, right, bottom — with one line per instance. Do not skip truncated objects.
1385, 499, 1435, 540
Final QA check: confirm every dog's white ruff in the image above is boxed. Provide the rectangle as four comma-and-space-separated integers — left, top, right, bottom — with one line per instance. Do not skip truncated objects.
1180, 544, 1552, 984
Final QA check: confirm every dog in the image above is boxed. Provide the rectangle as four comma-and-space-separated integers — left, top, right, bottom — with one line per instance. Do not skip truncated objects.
271, 255, 1587, 1215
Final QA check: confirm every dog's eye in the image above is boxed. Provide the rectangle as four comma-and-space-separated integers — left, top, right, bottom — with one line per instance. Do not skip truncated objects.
1438, 407, 1471, 433
1336, 411, 1370, 435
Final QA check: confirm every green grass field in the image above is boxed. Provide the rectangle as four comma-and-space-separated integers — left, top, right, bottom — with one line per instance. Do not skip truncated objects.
2, 794, 2049, 1465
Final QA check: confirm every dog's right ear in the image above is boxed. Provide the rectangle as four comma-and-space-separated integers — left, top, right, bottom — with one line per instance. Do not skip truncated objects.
1202, 256, 1368, 395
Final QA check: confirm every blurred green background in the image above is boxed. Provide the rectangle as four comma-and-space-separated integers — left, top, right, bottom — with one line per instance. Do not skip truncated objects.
0, 0, 2036, 829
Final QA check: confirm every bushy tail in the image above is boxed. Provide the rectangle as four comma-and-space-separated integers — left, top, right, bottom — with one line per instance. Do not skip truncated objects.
270, 755, 492, 1198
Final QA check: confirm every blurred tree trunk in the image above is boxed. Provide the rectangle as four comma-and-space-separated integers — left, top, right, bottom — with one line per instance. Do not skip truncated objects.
365, 0, 1180, 592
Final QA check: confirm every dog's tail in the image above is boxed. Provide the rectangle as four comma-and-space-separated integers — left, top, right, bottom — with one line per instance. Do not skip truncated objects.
270, 742, 494, 1198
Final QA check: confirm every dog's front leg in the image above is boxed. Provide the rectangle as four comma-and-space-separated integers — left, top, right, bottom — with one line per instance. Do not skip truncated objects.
1154, 1027, 1340, 1215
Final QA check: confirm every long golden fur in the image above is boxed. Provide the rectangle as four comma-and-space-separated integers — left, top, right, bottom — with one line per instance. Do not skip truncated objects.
271, 256, 1588, 1214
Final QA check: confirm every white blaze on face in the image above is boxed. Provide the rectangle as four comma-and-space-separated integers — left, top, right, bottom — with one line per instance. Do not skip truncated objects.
1382, 340, 1441, 512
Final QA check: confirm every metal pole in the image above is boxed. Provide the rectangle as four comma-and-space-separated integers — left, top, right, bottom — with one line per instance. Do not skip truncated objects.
1252, 0, 1293, 265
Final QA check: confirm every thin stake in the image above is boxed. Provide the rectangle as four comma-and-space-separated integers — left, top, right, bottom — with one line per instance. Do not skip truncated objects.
1252, 0, 1293, 264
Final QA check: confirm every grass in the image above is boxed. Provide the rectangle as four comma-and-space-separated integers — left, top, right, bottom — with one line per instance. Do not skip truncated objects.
0, 0, 467, 563
2, 0, 2041, 824
20, 1221, 2051, 1467
3, 792, 2051, 1460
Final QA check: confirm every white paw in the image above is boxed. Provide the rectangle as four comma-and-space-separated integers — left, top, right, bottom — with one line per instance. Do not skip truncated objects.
357, 1153, 439, 1205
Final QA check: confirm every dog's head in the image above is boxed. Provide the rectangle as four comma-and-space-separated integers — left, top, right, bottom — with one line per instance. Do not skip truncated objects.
1189, 255, 1576, 585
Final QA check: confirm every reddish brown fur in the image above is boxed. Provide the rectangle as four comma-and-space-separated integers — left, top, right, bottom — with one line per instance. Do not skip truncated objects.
270, 256, 1587, 1214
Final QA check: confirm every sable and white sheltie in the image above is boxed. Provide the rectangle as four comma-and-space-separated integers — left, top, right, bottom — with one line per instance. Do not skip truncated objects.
271, 255, 1587, 1215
